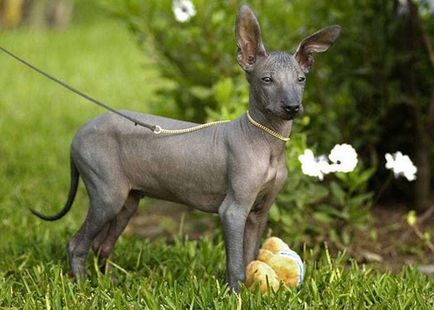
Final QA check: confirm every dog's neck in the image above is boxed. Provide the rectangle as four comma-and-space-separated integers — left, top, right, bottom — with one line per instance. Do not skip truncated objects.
247, 96, 293, 146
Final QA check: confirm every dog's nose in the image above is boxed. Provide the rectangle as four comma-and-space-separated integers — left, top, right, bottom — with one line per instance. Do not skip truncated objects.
283, 104, 300, 114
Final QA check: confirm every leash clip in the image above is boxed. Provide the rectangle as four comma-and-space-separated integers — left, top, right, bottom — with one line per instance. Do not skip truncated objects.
153, 125, 162, 134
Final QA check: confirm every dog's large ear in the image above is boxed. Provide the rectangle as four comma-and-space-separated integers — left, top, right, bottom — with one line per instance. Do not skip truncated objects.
294, 25, 341, 73
235, 4, 268, 72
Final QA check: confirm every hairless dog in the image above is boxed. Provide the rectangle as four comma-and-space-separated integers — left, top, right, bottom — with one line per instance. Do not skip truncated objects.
31, 4, 340, 292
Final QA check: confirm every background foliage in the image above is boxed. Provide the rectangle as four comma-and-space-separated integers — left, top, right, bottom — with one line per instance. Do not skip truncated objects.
104, 0, 433, 250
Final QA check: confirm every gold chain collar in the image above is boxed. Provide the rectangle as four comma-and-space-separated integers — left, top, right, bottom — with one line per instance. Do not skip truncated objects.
152, 111, 290, 142
246, 111, 290, 142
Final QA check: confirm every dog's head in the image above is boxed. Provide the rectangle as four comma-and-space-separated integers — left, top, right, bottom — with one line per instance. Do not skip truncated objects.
236, 5, 341, 120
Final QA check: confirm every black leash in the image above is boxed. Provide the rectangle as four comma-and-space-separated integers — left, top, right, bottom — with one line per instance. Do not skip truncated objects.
0, 46, 158, 132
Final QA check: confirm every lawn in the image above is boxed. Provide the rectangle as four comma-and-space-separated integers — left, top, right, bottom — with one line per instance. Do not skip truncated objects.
0, 5, 433, 309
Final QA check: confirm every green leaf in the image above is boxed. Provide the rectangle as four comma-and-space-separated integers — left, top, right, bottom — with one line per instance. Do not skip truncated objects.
281, 214, 294, 227
268, 204, 280, 222
330, 181, 346, 206
313, 212, 334, 224
213, 78, 234, 105
318, 204, 350, 220
348, 192, 374, 208
283, 171, 302, 190
342, 229, 351, 245
349, 167, 376, 192
189, 86, 212, 100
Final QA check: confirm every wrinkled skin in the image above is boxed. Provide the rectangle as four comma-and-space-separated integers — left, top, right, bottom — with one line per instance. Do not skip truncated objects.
32, 5, 340, 292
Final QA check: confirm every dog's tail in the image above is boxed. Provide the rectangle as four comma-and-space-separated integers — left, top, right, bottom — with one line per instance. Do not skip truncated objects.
30, 156, 79, 221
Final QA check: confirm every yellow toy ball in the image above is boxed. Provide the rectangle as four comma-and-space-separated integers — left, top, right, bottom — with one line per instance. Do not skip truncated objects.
245, 237, 305, 293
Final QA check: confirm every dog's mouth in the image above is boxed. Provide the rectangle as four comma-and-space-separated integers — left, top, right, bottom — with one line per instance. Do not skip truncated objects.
282, 114, 296, 120
264, 105, 303, 120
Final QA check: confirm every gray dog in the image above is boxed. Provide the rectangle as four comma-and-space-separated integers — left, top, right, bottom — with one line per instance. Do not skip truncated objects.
31, 5, 340, 292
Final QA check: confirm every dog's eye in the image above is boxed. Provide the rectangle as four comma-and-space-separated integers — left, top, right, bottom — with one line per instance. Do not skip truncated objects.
297, 76, 306, 83
262, 77, 273, 83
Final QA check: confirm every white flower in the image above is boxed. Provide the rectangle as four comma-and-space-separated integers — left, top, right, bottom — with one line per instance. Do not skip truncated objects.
298, 149, 325, 180
385, 152, 417, 181
299, 145, 358, 180
172, 0, 196, 23
328, 144, 358, 173
317, 155, 334, 174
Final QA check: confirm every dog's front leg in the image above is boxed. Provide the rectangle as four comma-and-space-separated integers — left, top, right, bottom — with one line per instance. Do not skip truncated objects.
244, 172, 288, 267
218, 195, 253, 292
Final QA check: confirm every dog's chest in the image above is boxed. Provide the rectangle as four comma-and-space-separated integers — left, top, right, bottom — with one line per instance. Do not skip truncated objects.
260, 154, 283, 192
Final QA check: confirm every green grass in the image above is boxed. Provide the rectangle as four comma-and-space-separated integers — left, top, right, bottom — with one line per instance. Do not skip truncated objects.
0, 6, 433, 309
0, 13, 164, 247
1, 236, 433, 308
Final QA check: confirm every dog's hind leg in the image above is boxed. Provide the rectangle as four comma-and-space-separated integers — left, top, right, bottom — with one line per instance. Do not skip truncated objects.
67, 184, 129, 278
92, 190, 141, 273
91, 221, 112, 272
